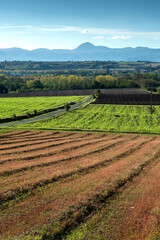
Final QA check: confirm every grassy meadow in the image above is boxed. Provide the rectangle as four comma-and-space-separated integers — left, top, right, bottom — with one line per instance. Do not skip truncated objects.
12, 104, 160, 134
0, 96, 88, 118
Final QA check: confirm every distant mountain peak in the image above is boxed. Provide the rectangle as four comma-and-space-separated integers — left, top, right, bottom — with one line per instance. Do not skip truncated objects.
75, 42, 96, 51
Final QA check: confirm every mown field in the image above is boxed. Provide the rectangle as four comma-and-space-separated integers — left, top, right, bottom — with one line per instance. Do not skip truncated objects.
12, 104, 160, 134
0, 130, 160, 239
0, 96, 87, 118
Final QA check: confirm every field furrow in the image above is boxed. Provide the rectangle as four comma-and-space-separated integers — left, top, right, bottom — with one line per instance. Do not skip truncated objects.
0, 132, 112, 156
0, 134, 128, 164
0, 130, 30, 138
0, 130, 50, 139
0, 132, 94, 152
0, 137, 132, 177
0, 130, 31, 143
0, 135, 136, 173
0, 132, 159, 239
0, 130, 61, 141
0, 137, 130, 184
0, 136, 153, 202
63, 150, 160, 240
0, 131, 77, 145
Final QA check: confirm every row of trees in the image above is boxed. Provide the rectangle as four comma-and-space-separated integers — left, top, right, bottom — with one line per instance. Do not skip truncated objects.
0, 72, 160, 94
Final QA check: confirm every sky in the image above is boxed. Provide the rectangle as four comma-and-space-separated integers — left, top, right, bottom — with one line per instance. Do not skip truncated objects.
0, 0, 160, 50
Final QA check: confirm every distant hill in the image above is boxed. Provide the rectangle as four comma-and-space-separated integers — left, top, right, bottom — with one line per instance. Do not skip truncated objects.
0, 42, 160, 61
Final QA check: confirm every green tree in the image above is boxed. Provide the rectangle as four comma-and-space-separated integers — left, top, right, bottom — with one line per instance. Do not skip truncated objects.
30, 80, 44, 89
157, 86, 160, 94
64, 103, 70, 111
0, 84, 8, 93
93, 89, 101, 98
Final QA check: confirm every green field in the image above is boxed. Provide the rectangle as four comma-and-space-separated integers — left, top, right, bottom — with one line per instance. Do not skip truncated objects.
12, 104, 160, 134
0, 129, 8, 134
0, 96, 87, 118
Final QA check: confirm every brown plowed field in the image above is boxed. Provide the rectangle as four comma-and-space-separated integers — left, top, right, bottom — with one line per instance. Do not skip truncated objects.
0, 130, 160, 240
92, 93, 160, 105
0, 88, 148, 98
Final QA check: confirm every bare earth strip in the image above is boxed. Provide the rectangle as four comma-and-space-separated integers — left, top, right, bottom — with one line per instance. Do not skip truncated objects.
65, 147, 160, 240
0, 135, 135, 195
0, 135, 129, 167
0, 131, 160, 240
0, 133, 100, 155
0, 134, 117, 160
0, 132, 93, 151
0, 131, 77, 145
0, 136, 153, 200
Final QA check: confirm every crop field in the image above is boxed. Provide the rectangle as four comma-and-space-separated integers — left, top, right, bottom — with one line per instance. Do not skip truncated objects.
0, 89, 94, 98
0, 88, 148, 98
0, 96, 87, 119
92, 93, 160, 105
0, 130, 160, 239
12, 104, 160, 134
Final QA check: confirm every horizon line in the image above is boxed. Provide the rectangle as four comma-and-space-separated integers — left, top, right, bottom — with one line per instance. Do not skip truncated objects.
0, 42, 160, 51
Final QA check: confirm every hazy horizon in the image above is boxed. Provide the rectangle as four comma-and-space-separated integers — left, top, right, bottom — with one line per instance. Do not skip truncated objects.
1, 42, 160, 51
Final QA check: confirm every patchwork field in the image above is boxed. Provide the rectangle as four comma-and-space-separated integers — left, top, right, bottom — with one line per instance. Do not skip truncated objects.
0, 96, 87, 119
0, 130, 160, 239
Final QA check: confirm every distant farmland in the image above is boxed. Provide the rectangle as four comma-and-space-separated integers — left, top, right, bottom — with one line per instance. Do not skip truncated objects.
92, 93, 160, 105
0, 88, 148, 98
0, 130, 160, 239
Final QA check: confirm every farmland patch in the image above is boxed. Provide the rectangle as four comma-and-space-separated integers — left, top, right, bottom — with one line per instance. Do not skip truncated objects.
12, 104, 160, 134
0, 130, 160, 239
0, 96, 87, 119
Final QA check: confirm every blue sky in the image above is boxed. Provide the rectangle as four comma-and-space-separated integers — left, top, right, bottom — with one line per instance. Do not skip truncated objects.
0, 0, 160, 49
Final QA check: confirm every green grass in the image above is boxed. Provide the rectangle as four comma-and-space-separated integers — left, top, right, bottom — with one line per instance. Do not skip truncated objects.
11, 104, 160, 134
0, 96, 88, 118
0, 129, 8, 134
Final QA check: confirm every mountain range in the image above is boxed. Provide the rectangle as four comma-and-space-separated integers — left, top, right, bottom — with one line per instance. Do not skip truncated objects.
0, 42, 160, 62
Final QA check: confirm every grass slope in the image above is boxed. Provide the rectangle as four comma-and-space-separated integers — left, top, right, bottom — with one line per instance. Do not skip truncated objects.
13, 104, 160, 134
0, 96, 87, 118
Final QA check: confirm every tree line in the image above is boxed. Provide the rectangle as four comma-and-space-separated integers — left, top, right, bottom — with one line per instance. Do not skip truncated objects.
0, 72, 160, 94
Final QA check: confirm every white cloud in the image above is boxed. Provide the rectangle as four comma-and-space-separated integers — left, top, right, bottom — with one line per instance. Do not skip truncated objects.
1, 24, 160, 40
38, 25, 79, 32
36, 26, 160, 39
111, 36, 131, 40
93, 36, 104, 39
81, 30, 88, 34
